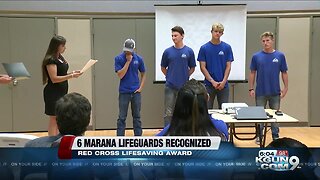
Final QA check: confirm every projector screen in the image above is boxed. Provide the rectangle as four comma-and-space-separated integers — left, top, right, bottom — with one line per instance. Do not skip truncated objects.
155, 5, 247, 82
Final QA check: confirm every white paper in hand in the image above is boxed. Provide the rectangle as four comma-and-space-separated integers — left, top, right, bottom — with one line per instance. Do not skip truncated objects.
80, 59, 98, 73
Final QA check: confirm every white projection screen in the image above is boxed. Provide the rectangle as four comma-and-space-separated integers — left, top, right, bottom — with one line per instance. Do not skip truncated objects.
155, 5, 247, 82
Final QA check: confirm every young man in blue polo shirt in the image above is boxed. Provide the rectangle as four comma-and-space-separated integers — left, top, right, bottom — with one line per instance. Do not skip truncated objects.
249, 31, 289, 143
161, 26, 196, 126
198, 23, 234, 109
114, 39, 146, 136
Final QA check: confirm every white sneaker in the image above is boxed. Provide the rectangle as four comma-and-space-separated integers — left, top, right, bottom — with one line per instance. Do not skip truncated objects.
255, 138, 260, 145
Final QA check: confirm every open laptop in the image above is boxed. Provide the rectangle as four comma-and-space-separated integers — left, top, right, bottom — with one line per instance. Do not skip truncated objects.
2, 62, 31, 80
235, 106, 268, 120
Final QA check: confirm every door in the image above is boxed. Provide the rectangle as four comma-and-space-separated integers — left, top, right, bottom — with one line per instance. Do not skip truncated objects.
93, 18, 164, 130
0, 17, 12, 131
310, 17, 320, 126
93, 19, 136, 129
5, 18, 55, 131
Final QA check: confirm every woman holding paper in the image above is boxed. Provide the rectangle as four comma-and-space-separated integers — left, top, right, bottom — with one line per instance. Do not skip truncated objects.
41, 35, 82, 136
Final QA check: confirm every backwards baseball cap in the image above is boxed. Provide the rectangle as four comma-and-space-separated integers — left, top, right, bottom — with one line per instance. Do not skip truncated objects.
123, 39, 135, 52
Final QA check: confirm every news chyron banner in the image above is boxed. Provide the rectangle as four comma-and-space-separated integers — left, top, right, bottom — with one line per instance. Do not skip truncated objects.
58, 136, 221, 159
0, 136, 319, 179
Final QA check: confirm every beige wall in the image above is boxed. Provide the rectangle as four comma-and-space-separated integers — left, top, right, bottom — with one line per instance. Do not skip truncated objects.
53, 17, 313, 128
1, 14, 319, 132
278, 17, 310, 122
57, 17, 312, 127
57, 19, 93, 124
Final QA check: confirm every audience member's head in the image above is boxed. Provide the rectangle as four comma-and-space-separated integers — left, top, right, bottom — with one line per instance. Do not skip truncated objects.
165, 79, 224, 138
267, 137, 308, 148
257, 137, 316, 179
266, 137, 312, 165
55, 92, 91, 136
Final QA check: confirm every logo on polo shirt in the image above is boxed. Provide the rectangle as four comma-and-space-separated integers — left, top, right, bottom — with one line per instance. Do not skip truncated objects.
181, 53, 187, 58
133, 60, 139, 65
272, 58, 279, 63
218, 51, 224, 55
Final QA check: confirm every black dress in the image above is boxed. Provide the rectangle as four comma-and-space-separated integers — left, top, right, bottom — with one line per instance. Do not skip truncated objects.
43, 55, 69, 115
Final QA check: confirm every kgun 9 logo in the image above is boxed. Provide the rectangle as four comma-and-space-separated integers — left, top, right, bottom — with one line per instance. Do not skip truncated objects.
256, 150, 300, 171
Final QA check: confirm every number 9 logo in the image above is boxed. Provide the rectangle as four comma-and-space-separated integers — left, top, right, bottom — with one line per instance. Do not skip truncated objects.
289, 156, 300, 170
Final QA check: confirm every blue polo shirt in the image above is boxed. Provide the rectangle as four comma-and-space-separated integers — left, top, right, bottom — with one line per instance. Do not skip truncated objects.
197, 41, 234, 88
161, 45, 196, 90
250, 50, 288, 96
114, 52, 146, 93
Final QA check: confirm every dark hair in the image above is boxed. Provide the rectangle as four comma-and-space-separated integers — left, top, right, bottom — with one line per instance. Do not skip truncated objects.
165, 79, 225, 138
42, 35, 66, 85
55, 92, 91, 136
171, 26, 184, 35
267, 137, 308, 148
260, 137, 315, 179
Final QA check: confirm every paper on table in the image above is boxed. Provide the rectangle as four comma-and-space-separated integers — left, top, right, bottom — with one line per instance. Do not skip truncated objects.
80, 59, 98, 73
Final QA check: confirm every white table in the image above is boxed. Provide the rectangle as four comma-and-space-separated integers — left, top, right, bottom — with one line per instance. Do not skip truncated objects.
208, 109, 299, 147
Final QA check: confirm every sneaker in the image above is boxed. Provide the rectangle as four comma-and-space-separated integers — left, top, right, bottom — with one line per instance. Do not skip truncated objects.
255, 138, 260, 145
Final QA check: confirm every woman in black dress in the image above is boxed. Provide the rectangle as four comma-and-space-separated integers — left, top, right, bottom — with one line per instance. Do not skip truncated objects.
42, 35, 82, 136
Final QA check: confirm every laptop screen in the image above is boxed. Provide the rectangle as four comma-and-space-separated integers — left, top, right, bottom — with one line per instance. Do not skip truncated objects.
2, 62, 31, 80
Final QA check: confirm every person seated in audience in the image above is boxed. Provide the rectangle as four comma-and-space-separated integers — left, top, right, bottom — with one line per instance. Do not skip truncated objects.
152, 79, 229, 179
0, 74, 12, 84
256, 137, 316, 180
25, 92, 91, 147
157, 79, 228, 140
22, 92, 94, 180
267, 137, 308, 148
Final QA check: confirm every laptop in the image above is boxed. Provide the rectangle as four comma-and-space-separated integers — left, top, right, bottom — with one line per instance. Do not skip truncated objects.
235, 106, 268, 120
2, 62, 31, 80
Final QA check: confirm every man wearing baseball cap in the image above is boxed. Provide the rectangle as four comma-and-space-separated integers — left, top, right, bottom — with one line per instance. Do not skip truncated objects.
114, 39, 146, 136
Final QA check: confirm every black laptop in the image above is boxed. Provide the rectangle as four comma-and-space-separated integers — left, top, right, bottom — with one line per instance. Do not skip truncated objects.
2, 62, 31, 80
235, 106, 268, 120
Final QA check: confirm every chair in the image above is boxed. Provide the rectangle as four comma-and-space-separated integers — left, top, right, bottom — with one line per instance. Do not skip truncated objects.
0, 133, 39, 179
0, 133, 38, 147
